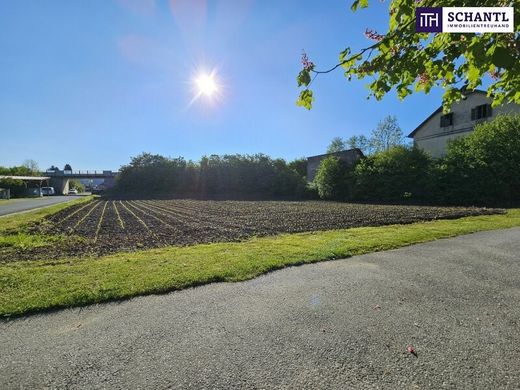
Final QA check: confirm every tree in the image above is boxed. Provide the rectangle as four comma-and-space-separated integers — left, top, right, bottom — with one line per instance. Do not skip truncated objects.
288, 158, 308, 178
0, 164, 41, 197
369, 115, 404, 152
439, 114, 520, 205
352, 146, 433, 202
297, 1, 520, 111
116, 152, 309, 199
327, 137, 346, 153
313, 156, 353, 200
326, 116, 402, 156
69, 179, 85, 192
64, 164, 72, 171
117, 153, 188, 193
345, 135, 371, 154
22, 159, 39, 175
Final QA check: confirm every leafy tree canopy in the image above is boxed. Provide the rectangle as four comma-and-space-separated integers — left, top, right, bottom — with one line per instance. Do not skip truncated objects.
116, 152, 308, 198
287, 158, 308, 178
313, 156, 353, 200
353, 145, 433, 201
0, 165, 35, 176
370, 115, 404, 152
297, 0, 520, 111
327, 137, 347, 153
327, 115, 404, 155
22, 159, 39, 175
440, 114, 520, 204
345, 135, 371, 154
69, 179, 85, 192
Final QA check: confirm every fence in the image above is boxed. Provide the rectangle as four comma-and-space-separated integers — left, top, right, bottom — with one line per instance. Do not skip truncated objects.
0, 188, 10, 200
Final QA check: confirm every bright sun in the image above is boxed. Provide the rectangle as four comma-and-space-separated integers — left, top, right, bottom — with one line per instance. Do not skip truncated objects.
195, 72, 218, 97
187, 68, 223, 109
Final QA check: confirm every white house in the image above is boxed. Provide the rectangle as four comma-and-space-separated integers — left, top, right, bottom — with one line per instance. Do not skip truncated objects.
407, 90, 520, 157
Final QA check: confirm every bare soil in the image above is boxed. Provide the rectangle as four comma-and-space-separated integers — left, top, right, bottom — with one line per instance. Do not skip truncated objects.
2, 199, 503, 262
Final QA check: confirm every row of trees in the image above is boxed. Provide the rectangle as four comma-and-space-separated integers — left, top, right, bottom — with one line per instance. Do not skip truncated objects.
314, 115, 520, 206
115, 115, 517, 206
0, 161, 84, 196
327, 116, 406, 155
115, 153, 308, 199
0, 160, 41, 197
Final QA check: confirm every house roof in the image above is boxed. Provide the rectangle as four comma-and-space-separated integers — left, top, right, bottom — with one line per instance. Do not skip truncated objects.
307, 148, 364, 161
0, 175, 50, 181
407, 89, 487, 138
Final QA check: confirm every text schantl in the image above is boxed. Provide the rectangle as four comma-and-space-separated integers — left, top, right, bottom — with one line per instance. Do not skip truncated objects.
446, 11, 510, 23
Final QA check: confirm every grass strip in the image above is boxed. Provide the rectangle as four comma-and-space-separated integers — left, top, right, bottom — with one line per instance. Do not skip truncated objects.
1, 209, 519, 317
0, 196, 94, 233
0, 196, 95, 250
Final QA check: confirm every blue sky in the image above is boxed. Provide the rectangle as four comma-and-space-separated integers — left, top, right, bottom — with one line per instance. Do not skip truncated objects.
0, 0, 446, 171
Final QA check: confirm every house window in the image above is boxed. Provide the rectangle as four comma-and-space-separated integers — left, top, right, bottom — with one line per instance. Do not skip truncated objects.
440, 113, 453, 127
471, 104, 492, 120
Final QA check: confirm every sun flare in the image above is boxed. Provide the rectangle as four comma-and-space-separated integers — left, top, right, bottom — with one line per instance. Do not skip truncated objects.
194, 72, 218, 97
187, 68, 224, 109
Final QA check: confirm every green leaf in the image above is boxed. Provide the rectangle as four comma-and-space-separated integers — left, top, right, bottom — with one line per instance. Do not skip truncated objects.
296, 69, 311, 87
397, 85, 412, 100
296, 89, 314, 110
339, 48, 351, 63
296, 1, 518, 110
467, 64, 481, 85
491, 46, 514, 69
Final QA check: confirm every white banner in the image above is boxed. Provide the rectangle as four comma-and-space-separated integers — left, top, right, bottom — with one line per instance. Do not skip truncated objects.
443, 7, 514, 33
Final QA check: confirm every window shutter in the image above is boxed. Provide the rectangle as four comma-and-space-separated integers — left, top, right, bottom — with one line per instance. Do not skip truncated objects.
471, 108, 476, 120
487, 104, 492, 117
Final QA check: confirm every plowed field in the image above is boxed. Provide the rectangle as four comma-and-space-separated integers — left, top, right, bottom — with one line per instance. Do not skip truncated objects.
2, 199, 494, 259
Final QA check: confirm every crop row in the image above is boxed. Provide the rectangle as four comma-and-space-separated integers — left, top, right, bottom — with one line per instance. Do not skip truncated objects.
22, 199, 502, 260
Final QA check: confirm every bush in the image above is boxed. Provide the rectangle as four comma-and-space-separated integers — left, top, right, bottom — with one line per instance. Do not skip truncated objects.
0, 165, 38, 197
352, 146, 433, 202
439, 114, 520, 206
69, 179, 85, 193
114, 114, 520, 206
287, 158, 307, 179
117, 154, 194, 195
313, 156, 353, 200
115, 153, 309, 199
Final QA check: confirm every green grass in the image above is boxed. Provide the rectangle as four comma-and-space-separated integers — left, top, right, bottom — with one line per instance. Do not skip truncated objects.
0, 196, 94, 250
0, 232, 64, 250
0, 195, 94, 232
0, 198, 24, 205
1, 209, 519, 317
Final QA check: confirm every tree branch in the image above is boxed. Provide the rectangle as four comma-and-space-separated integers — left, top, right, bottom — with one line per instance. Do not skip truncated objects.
310, 19, 415, 75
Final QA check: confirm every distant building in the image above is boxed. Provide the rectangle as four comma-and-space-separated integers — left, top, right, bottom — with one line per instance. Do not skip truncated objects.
306, 149, 364, 182
408, 90, 520, 158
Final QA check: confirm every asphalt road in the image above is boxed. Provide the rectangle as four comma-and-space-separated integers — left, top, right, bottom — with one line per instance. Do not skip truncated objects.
1, 228, 519, 389
0, 196, 78, 216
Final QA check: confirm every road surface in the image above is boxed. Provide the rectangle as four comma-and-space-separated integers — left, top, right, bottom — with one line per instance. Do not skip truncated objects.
1, 228, 519, 389
0, 196, 78, 216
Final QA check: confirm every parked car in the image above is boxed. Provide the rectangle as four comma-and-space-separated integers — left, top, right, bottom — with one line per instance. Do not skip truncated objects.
68, 188, 78, 195
41, 187, 55, 196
